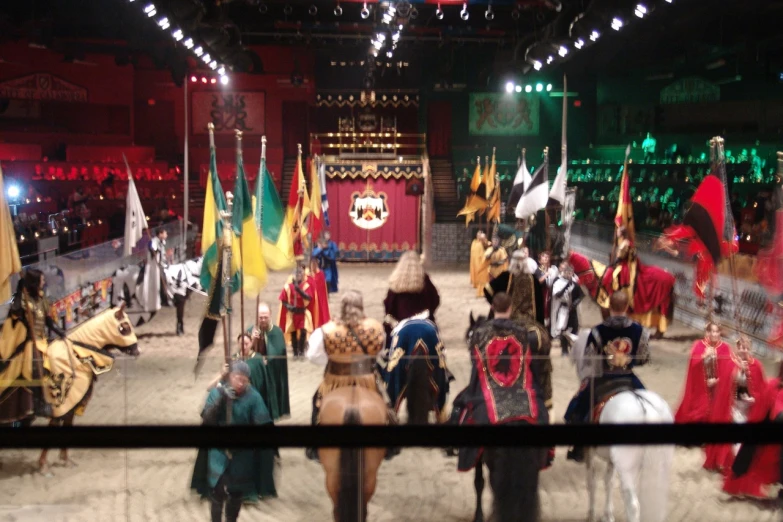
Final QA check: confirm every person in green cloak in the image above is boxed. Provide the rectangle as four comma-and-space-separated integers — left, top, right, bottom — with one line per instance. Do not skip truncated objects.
248, 302, 290, 420
190, 361, 276, 521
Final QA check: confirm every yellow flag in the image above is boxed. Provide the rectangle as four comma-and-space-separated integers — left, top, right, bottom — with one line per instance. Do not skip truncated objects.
0, 166, 22, 303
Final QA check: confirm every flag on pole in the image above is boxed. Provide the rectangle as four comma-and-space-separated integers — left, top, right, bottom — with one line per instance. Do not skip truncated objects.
123, 165, 148, 257
232, 145, 267, 297
483, 155, 494, 202
515, 156, 549, 219
0, 165, 21, 303
513, 149, 532, 190
318, 158, 330, 227
457, 159, 487, 226
254, 158, 294, 271
309, 155, 324, 240
614, 145, 635, 244
286, 149, 310, 257
550, 75, 568, 205
485, 149, 501, 223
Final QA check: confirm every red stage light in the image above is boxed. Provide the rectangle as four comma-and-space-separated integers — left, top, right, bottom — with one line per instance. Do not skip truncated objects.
190, 75, 197, 83
210, 78, 217, 84
201, 77, 208, 84
574, 100, 582, 107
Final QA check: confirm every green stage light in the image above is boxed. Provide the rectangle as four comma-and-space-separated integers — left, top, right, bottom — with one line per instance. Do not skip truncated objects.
535, 83, 543, 92
525, 85, 532, 93
546, 83, 552, 92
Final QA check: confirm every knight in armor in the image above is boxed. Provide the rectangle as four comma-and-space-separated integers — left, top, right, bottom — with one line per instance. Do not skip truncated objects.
168, 262, 190, 336
484, 248, 545, 324
0, 269, 65, 423
305, 290, 393, 460
138, 227, 170, 315
564, 291, 650, 462
451, 292, 552, 471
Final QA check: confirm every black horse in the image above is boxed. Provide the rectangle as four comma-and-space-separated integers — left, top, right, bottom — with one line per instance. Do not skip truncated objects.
450, 313, 550, 522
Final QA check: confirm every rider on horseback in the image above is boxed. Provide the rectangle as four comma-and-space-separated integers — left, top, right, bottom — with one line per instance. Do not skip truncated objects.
305, 290, 396, 460
564, 290, 650, 462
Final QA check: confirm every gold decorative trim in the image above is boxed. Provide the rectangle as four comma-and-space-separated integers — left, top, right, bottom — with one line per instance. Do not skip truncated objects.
325, 164, 423, 179
316, 93, 419, 108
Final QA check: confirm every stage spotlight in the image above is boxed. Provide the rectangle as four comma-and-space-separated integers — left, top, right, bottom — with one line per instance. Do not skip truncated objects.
511, 8, 520, 20
158, 17, 170, 30
144, 3, 156, 17
194, 46, 204, 56
558, 45, 568, 57
184, 38, 194, 49
283, 4, 292, 15
460, 3, 469, 20
546, 55, 554, 64
410, 7, 418, 19
635, 4, 647, 18
505, 81, 514, 93
172, 29, 183, 41
220, 75, 229, 86
525, 85, 532, 93
210, 78, 217, 84
532, 60, 542, 71
209, 61, 218, 69
334, 3, 342, 16
515, 85, 522, 93
386, 51, 393, 58
574, 38, 584, 49
535, 83, 543, 92
485, 5, 494, 21
590, 30, 600, 41
258, 2, 268, 14
190, 75, 197, 83
6, 185, 19, 199
435, 4, 444, 19
201, 77, 208, 84
611, 17, 623, 30
203, 53, 211, 63
309, 5, 317, 16
546, 84, 552, 91
218, 66, 226, 76
361, 2, 370, 19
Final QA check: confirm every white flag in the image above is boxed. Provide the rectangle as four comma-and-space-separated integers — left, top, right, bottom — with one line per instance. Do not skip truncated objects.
124, 172, 148, 257
550, 73, 568, 205
513, 156, 532, 191
549, 161, 567, 204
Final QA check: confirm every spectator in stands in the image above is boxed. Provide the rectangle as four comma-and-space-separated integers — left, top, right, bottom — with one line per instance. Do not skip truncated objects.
642, 132, 656, 162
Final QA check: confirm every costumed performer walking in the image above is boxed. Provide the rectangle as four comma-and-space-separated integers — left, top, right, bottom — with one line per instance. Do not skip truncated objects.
469, 230, 490, 297
484, 249, 545, 325
277, 265, 313, 358
313, 230, 339, 293
250, 302, 290, 420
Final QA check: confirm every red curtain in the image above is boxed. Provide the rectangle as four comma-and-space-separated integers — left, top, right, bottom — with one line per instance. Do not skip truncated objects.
325, 177, 420, 261
427, 100, 452, 158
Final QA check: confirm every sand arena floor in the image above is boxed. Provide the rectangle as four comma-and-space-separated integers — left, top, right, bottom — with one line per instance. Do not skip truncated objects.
0, 263, 781, 521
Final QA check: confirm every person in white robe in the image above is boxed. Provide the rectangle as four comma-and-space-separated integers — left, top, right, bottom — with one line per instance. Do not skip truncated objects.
550, 261, 583, 356
137, 228, 170, 315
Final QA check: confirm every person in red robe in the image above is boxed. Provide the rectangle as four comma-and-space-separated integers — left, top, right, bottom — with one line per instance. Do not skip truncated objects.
703, 335, 766, 473
675, 322, 732, 424
724, 362, 783, 499
277, 266, 313, 359
306, 257, 330, 329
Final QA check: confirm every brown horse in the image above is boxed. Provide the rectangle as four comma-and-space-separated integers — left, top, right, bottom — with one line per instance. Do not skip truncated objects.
1, 304, 139, 474
318, 386, 388, 522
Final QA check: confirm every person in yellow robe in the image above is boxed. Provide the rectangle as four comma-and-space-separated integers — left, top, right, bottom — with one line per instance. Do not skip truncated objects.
469, 231, 490, 297
484, 235, 509, 281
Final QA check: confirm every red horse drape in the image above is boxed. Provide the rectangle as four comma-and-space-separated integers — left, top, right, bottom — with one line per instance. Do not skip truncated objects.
325, 177, 420, 261
427, 101, 452, 158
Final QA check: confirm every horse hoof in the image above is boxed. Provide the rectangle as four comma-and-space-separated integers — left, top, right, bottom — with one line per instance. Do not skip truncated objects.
37, 466, 53, 478
62, 459, 78, 468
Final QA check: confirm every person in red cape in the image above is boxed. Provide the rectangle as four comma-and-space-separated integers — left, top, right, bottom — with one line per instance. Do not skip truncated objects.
703, 335, 766, 473
306, 257, 330, 329
724, 362, 783, 499
674, 322, 732, 424
277, 266, 313, 359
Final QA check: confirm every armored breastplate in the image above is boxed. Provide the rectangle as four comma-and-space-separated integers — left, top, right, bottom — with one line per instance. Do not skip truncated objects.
323, 318, 384, 360
23, 293, 48, 340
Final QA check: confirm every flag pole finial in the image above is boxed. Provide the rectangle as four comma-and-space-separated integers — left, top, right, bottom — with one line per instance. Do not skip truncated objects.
477, 156, 481, 166
297, 143, 302, 156
207, 122, 215, 149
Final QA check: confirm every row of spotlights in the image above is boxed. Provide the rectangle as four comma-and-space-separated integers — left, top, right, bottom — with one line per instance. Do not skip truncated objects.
505, 82, 553, 93
137, 3, 229, 84
191, 75, 230, 86
530, 0, 675, 73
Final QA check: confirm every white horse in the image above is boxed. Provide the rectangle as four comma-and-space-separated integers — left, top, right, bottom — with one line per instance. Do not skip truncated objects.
111, 257, 204, 326
571, 328, 674, 522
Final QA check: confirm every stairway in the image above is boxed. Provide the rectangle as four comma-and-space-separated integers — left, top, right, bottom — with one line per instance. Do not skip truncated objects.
182, 176, 204, 226
429, 158, 461, 223
281, 156, 297, 202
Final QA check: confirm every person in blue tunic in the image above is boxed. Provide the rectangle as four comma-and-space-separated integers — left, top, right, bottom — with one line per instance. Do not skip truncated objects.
190, 361, 276, 521
564, 291, 650, 462
313, 231, 339, 293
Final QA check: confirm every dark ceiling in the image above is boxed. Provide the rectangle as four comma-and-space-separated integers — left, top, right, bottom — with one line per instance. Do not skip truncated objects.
2, 0, 783, 88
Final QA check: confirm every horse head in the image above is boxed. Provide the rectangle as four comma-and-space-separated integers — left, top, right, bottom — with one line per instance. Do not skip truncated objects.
67, 303, 140, 357
465, 312, 488, 347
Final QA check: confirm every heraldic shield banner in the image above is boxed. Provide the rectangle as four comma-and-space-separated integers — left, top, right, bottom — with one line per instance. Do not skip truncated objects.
468, 93, 540, 136
324, 164, 422, 261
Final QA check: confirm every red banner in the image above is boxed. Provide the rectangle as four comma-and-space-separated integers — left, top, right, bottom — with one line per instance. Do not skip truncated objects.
326, 176, 420, 261
192, 91, 265, 135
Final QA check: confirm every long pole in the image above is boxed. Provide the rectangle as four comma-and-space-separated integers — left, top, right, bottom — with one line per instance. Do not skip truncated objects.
256, 136, 267, 329
221, 192, 234, 422
236, 130, 246, 348
183, 78, 189, 254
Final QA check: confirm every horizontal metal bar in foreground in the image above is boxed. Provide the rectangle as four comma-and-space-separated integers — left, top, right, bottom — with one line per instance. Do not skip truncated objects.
0, 423, 778, 449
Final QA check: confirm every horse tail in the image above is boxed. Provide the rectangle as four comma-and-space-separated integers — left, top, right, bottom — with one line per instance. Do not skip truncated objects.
406, 352, 433, 425
637, 393, 674, 522
337, 406, 364, 522
490, 445, 541, 522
